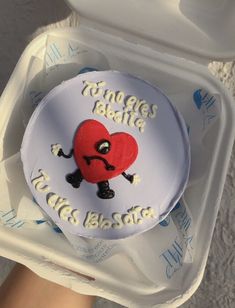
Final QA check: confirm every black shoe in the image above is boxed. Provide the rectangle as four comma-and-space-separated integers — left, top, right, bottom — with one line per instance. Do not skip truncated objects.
66, 173, 81, 188
97, 181, 115, 199
97, 189, 115, 199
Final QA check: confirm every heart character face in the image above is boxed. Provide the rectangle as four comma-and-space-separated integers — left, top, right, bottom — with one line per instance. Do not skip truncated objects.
73, 120, 138, 183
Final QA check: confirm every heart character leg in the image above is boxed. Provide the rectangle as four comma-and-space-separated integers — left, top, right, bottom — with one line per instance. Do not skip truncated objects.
97, 181, 115, 199
66, 169, 83, 188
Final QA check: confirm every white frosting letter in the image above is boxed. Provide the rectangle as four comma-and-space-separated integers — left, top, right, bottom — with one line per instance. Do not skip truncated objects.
58, 205, 72, 221
69, 209, 80, 225
100, 218, 112, 230
84, 211, 99, 229
149, 104, 158, 118
128, 206, 143, 224
31, 169, 50, 193
123, 213, 134, 225
139, 103, 149, 118
141, 207, 156, 219
104, 89, 116, 104
105, 104, 115, 120
135, 118, 146, 133
47, 193, 59, 208
113, 111, 123, 123
124, 96, 137, 112
116, 91, 125, 104
112, 213, 124, 229
93, 100, 106, 116
82, 80, 106, 97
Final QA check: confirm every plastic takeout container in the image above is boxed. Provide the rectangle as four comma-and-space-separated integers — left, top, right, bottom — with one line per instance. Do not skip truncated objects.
0, 1, 235, 307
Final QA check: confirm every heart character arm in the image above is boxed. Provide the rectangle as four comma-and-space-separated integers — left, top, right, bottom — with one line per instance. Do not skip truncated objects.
122, 172, 141, 185
51, 144, 73, 158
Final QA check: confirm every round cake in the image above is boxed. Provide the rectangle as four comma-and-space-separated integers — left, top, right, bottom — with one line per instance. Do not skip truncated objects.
21, 71, 190, 239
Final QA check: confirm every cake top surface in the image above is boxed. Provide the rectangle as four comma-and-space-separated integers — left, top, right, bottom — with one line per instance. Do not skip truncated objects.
21, 70, 190, 239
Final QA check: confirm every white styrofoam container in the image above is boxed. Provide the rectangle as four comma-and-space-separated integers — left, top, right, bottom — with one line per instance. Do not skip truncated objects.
0, 1, 235, 307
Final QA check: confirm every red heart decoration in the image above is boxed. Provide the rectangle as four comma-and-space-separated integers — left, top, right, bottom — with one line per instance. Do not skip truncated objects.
73, 120, 138, 183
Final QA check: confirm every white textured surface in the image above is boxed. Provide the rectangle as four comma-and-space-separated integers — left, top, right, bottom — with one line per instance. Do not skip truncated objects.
0, 1, 234, 307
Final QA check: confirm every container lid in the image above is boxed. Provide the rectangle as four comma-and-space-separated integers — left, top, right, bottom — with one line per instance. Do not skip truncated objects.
66, 0, 235, 62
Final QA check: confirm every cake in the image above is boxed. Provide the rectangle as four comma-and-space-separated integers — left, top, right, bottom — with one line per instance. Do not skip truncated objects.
21, 71, 190, 240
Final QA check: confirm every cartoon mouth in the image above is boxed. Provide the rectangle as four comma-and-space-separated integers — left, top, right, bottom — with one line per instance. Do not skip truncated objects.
83, 156, 116, 171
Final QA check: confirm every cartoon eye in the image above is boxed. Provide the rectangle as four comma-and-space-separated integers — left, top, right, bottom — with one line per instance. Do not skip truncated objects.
96, 140, 111, 154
